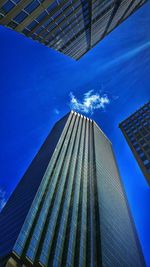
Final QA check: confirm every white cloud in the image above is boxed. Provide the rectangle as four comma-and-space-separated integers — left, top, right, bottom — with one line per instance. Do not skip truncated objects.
69, 90, 110, 114
0, 188, 6, 211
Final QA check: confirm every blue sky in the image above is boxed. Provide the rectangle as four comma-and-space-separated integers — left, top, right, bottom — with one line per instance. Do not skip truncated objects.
0, 1, 150, 265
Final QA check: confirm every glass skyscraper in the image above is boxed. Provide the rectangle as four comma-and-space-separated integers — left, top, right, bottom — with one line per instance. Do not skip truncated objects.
119, 101, 150, 185
0, 111, 146, 267
0, 0, 147, 59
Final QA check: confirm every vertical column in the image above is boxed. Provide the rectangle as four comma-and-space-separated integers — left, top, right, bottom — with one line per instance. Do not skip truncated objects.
65, 115, 86, 267
92, 121, 102, 267
89, 119, 97, 267
86, 119, 101, 267
78, 118, 89, 267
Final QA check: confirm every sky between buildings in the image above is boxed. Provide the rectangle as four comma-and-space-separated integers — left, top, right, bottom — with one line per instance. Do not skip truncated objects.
0, 1, 150, 266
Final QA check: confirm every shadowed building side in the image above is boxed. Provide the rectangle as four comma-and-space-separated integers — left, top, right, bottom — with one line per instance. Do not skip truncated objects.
119, 101, 150, 185
0, 113, 70, 266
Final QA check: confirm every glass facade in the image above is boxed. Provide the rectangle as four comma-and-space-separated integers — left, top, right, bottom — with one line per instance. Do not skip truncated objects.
0, 113, 69, 266
0, 0, 147, 59
119, 101, 150, 185
0, 111, 146, 266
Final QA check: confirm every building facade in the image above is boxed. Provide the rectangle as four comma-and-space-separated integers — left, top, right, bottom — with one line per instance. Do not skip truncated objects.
0, 0, 147, 60
0, 111, 146, 267
119, 101, 150, 185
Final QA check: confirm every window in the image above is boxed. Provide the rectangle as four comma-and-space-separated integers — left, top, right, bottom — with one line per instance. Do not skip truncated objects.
130, 136, 135, 141
7, 20, 17, 29
30, 33, 36, 38
143, 159, 149, 166
27, 20, 38, 30
47, 1, 58, 13
140, 139, 145, 146
131, 125, 135, 130
43, 17, 52, 27
143, 121, 148, 126
13, 0, 21, 3
52, 8, 62, 19
36, 10, 47, 22
133, 141, 137, 146
146, 135, 150, 141
56, 15, 64, 24
144, 145, 150, 151
35, 25, 43, 34
62, 1, 71, 11
1, 0, 15, 14
135, 146, 140, 152
136, 133, 141, 139
40, 30, 48, 38
139, 151, 145, 158
22, 28, 30, 35
14, 11, 28, 23
127, 132, 132, 137
141, 129, 147, 136
24, 0, 40, 14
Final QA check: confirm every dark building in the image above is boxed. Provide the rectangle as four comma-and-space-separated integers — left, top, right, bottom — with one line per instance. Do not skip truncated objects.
0, 0, 147, 60
0, 111, 146, 267
119, 101, 150, 185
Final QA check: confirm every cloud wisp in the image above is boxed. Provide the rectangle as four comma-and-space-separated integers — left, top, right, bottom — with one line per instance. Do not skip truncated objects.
101, 41, 150, 70
53, 108, 60, 115
69, 90, 110, 114
0, 188, 6, 211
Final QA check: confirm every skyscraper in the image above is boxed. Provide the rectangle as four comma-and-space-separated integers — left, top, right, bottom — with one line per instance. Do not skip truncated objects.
119, 101, 150, 185
0, 111, 145, 267
0, 0, 147, 60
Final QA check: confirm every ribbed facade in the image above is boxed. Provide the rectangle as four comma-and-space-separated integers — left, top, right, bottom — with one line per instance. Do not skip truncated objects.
0, 113, 70, 266
0, 111, 146, 267
0, 0, 147, 60
119, 101, 150, 185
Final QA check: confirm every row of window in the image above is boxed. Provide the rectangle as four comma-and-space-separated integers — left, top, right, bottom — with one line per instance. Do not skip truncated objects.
37, 2, 89, 51
121, 102, 150, 128
125, 119, 149, 131
19, 0, 89, 56
0, 0, 21, 16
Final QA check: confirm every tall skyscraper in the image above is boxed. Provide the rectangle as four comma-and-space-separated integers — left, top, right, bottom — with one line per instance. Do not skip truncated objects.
119, 101, 150, 185
0, 111, 145, 267
0, 0, 147, 59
